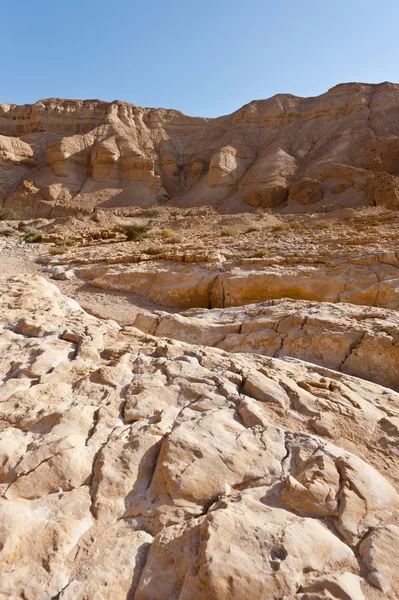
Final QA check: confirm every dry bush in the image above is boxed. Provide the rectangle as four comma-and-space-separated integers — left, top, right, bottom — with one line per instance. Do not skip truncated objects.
0, 227, 18, 237
253, 247, 269, 258
0, 207, 20, 221
221, 228, 238, 238
310, 220, 333, 230
270, 224, 289, 233
48, 246, 70, 255
122, 224, 150, 241
143, 245, 161, 255
139, 207, 166, 218
160, 229, 174, 239
165, 234, 182, 244
55, 238, 75, 247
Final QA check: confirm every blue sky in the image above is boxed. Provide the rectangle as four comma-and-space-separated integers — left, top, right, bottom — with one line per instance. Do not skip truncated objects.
1, 0, 398, 117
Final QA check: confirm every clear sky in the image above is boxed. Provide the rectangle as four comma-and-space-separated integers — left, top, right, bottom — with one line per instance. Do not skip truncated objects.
1, 0, 398, 117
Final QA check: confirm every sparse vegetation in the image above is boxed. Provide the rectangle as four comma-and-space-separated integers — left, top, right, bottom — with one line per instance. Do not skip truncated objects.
253, 247, 269, 258
48, 246, 70, 255
121, 224, 150, 241
244, 226, 259, 234
23, 230, 43, 243
221, 228, 237, 238
54, 238, 75, 247
271, 224, 289, 233
165, 234, 182, 244
139, 207, 166, 218
160, 229, 174, 239
157, 229, 181, 244
312, 220, 332, 230
143, 245, 161, 255
238, 246, 270, 259
0, 207, 19, 221
0, 227, 18, 237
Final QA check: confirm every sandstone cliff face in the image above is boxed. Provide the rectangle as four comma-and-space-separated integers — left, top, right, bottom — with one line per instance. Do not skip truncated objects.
0, 275, 398, 599
2, 82, 399, 216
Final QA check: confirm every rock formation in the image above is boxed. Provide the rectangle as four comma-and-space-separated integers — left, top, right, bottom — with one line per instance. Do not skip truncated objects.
1, 84, 399, 599
2, 82, 399, 217
0, 274, 398, 599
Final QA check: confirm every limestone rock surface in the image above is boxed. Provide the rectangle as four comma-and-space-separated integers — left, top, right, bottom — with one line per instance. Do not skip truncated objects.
0, 274, 398, 599
133, 298, 399, 390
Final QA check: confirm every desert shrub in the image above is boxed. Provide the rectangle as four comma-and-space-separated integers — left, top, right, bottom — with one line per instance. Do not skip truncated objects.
221, 228, 237, 237
0, 207, 19, 221
238, 246, 269, 259
253, 247, 269, 258
0, 227, 18, 237
48, 246, 70, 255
312, 220, 332, 230
244, 226, 259, 234
270, 224, 289, 233
54, 238, 75, 247
23, 230, 43, 243
143, 245, 161, 255
165, 234, 182, 244
160, 229, 174, 239
122, 224, 150, 241
139, 207, 166, 218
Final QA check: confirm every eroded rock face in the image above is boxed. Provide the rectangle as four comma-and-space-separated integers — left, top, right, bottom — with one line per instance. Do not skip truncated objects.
3, 82, 399, 216
42, 244, 399, 312
133, 298, 399, 390
0, 274, 398, 599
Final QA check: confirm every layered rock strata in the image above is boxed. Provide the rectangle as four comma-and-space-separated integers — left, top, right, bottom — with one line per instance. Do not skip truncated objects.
2, 82, 399, 216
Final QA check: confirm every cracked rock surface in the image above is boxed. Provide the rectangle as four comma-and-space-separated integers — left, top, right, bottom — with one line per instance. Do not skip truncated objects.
0, 274, 398, 599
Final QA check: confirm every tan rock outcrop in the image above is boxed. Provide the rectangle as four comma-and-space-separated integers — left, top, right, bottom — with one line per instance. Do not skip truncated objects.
0, 274, 398, 598
133, 298, 399, 390
48, 248, 399, 312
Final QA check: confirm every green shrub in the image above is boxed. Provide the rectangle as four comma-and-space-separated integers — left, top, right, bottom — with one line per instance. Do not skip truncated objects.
23, 230, 43, 243
122, 224, 150, 241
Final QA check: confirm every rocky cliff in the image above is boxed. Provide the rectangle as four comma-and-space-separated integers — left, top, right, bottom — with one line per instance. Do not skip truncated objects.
2, 82, 399, 217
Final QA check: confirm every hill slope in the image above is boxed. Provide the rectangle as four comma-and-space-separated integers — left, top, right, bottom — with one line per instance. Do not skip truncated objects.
2, 82, 399, 216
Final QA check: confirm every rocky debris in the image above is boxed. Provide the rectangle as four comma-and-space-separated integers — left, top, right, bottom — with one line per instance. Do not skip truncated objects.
2, 82, 399, 217
0, 274, 398, 598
